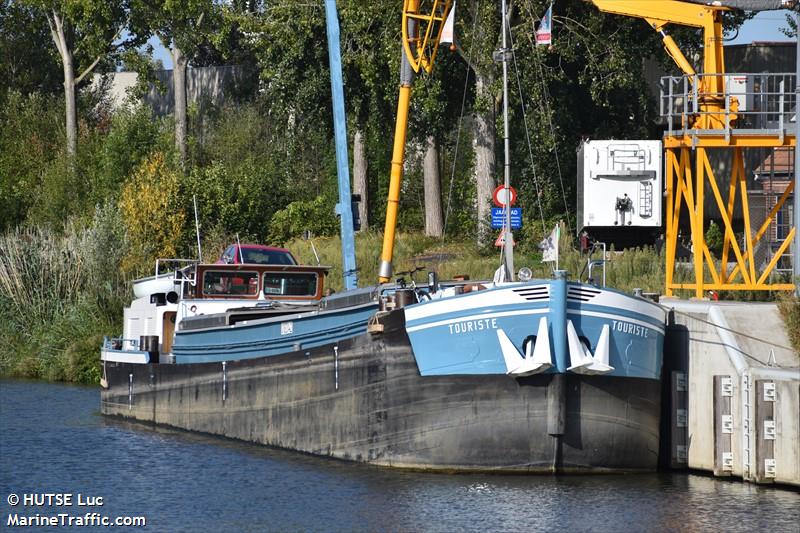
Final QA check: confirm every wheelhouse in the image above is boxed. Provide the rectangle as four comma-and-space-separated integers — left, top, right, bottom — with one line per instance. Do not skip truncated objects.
193, 264, 329, 301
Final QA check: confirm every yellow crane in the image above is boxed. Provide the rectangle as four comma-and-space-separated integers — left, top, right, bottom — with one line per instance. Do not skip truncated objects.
591, 0, 797, 297
379, 0, 452, 283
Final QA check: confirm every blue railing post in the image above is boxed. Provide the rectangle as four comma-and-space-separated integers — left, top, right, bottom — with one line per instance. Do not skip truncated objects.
325, 0, 358, 290
550, 270, 568, 372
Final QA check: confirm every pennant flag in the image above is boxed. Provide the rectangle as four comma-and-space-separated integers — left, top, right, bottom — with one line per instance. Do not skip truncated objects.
536, 4, 552, 46
440, 1, 456, 47
539, 224, 559, 264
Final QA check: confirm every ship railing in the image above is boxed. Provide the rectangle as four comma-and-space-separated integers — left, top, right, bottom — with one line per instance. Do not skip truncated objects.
155, 258, 200, 294
659, 72, 796, 140
102, 336, 142, 351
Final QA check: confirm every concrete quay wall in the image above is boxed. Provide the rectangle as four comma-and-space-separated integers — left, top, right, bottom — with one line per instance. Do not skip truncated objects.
664, 300, 799, 486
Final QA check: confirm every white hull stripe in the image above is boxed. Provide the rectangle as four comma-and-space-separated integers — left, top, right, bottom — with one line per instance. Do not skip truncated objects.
406, 308, 665, 336
567, 310, 665, 335
406, 309, 549, 333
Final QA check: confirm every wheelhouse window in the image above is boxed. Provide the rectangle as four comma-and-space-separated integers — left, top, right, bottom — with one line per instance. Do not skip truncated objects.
242, 248, 297, 265
202, 271, 259, 297
262, 272, 318, 297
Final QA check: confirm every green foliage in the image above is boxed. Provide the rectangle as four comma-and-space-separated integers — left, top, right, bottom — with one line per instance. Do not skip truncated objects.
705, 221, 724, 257
0, 90, 64, 230
777, 291, 800, 353
0, 1, 62, 97
286, 228, 684, 296
0, 207, 129, 384
268, 196, 339, 245
99, 105, 168, 192
184, 159, 287, 243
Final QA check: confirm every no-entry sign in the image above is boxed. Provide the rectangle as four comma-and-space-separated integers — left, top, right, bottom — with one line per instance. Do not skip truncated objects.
493, 185, 517, 207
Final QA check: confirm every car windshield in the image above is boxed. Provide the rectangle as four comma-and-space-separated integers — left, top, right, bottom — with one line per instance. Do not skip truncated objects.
241, 248, 296, 265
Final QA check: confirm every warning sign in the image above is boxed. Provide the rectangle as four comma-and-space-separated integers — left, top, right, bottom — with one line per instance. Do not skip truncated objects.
494, 231, 516, 247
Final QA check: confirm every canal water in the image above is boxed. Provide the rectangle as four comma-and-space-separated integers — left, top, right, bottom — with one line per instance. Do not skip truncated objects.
1, 379, 798, 532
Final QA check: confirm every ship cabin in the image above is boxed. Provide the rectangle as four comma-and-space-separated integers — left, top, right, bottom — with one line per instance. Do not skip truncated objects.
192, 263, 331, 302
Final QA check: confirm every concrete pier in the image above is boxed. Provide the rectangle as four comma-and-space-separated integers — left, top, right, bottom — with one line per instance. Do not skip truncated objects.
663, 300, 800, 487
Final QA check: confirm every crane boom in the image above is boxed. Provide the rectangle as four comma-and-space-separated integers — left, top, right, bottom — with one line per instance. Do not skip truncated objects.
379, 0, 452, 283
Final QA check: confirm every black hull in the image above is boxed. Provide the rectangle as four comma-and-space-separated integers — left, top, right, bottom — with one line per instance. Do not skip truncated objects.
101, 312, 661, 472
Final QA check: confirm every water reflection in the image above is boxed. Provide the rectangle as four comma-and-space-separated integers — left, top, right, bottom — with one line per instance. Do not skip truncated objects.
1, 380, 798, 532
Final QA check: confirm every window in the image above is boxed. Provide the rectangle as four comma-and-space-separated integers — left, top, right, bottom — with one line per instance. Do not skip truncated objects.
221, 246, 235, 264
203, 271, 259, 297
241, 249, 296, 265
262, 272, 318, 297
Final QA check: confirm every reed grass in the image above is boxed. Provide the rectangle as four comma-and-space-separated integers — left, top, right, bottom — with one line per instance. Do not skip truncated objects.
0, 205, 129, 383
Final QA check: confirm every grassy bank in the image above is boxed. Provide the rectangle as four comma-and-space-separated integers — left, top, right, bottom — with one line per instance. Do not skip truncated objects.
288, 229, 683, 294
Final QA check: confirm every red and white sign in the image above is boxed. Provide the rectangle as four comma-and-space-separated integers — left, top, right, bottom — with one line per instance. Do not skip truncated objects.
492, 185, 517, 207
494, 231, 516, 247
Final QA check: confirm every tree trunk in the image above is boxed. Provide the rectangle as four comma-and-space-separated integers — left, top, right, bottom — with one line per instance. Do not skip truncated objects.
172, 45, 188, 167
352, 128, 369, 231
62, 51, 77, 161
48, 10, 77, 161
472, 71, 496, 244
423, 135, 444, 237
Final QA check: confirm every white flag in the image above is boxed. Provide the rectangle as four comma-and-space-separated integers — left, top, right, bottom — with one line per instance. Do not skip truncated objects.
539, 224, 559, 264
536, 4, 552, 46
440, 1, 456, 45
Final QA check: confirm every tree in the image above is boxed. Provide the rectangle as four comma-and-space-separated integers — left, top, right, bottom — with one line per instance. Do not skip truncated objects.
132, 0, 219, 167
352, 128, 369, 230
423, 135, 444, 236
24, 0, 137, 160
0, 1, 62, 98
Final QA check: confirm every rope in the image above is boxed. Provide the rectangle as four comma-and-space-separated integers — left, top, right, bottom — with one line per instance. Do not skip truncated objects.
506, 14, 548, 238
659, 303, 796, 365
533, 55, 571, 233
438, 0, 482, 276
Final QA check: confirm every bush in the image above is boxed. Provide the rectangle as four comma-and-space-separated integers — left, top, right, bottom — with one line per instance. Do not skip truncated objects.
777, 291, 800, 353
119, 152, 186, 275
268, 195, 339, 245
98, 104, 168, 197
0, 90, 64, 230
183, 159, 289, 245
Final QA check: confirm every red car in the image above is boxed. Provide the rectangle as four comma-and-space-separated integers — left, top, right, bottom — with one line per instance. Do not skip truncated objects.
217, 244, 297, 265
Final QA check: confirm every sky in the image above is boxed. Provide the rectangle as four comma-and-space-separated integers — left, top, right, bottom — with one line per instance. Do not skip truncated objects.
148, 10, 795, 71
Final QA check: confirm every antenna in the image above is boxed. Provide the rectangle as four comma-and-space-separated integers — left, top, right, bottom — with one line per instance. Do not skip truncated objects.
193, 195, 202, 262
236, 233, 244, 263
303, 230, 321, 265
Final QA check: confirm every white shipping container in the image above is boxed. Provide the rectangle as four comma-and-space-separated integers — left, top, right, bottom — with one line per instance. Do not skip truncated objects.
577, 140, 663, 232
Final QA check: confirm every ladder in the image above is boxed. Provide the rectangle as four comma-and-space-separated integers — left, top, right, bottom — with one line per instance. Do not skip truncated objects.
639, 181, 653, 219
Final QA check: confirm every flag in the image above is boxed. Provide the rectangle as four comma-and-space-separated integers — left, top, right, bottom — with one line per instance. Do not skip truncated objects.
536, 4, 552, 46
440, 1, 456, 46
539, 224, 559, 264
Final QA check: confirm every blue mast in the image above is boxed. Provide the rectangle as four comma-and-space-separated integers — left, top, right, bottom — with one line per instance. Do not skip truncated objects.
324, 0, 358, 290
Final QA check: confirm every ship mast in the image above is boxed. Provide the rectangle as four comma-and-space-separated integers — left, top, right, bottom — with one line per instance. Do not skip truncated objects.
500, 0, 514, 280
324, 0, 358, 290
